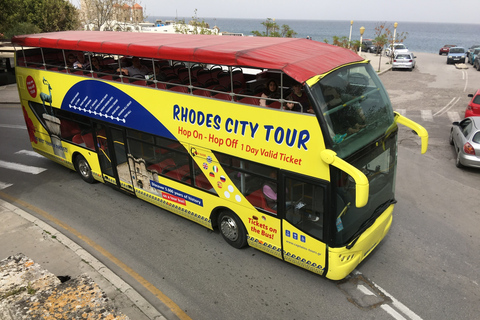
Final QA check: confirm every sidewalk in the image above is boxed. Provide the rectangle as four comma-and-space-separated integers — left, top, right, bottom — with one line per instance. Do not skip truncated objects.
0, 199, 166, 320
359, 51, 392, 74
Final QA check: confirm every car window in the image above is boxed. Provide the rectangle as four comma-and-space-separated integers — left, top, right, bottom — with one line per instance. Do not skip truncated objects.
474, 49, 480, 54
450, 48, 465, 53
473, 132, 480, 144
396, 54, 409, 59
473, 95, 480, 104
395, 44, 406, 50
461, 121, 472, 137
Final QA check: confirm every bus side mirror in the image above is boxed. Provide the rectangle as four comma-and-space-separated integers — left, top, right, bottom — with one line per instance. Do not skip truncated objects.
320, 149, 369, 208
394, 112, 429, 154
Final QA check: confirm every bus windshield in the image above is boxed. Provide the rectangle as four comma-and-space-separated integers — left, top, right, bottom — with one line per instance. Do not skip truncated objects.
310, 63, 395, 158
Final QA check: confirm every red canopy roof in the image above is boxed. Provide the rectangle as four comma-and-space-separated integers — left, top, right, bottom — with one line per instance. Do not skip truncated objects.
12, 31, 363, 83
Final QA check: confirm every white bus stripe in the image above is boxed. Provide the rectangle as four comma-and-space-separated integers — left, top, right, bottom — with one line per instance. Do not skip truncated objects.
0, 181, 13, 190
0, 160, 46, 174
0, 124, 26, 130
14, 150, 44, 158
381, 305, 408, 320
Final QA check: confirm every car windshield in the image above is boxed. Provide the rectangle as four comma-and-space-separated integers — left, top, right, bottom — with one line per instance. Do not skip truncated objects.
310, 63, 395, 159
450, 48, 465, 53
474, 49, 480, 54
394, 44, 406, 50
473, 132, 480, 144
364, 41, 372, 45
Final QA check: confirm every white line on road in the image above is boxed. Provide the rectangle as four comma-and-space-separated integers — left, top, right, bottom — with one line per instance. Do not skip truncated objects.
14, 150, 44, 158
381, 305, 408, 320
0, 124, 26, 130
353, 270, 423, 320
447, 111, 461, 123
357, 284, 376, 295
421, 110, 433, 122
463, 70, 468, 92
434, 97, 460, 116
0, 182, 13, 190
0, 160, 46, 174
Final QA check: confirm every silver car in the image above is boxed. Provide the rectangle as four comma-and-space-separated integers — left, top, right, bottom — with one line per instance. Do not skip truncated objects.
449, 116, 480, 168
392, 52, 416, 71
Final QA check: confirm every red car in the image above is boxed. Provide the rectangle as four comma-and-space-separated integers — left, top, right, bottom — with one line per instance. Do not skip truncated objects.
465, 89, 480, 117
439, 44, 456, 55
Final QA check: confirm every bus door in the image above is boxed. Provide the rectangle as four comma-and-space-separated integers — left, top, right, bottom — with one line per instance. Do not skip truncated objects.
94, 123, 134, 193
282, 175, 328, 276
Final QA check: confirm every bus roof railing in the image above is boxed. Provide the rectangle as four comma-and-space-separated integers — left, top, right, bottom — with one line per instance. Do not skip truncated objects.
11, 31, 363, 84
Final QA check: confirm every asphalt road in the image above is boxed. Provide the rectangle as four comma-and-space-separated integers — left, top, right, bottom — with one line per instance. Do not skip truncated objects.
1, 52, 479, 320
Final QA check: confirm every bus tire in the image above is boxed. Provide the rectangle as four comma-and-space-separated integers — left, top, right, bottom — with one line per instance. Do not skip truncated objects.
218, 211, 247, 249
75, 154, 95, 184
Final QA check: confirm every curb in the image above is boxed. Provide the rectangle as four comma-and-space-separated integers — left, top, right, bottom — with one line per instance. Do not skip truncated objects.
0, 199, 166, 320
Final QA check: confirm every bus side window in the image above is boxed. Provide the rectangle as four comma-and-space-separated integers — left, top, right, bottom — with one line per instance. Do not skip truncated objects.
285, 177, 325, 241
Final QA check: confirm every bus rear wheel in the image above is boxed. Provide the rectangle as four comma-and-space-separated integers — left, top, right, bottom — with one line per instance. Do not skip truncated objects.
75, 154, 95, 183
218, 211, 247, 249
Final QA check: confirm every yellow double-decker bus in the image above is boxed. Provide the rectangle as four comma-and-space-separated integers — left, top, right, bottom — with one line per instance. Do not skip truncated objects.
12, 31, 427, 280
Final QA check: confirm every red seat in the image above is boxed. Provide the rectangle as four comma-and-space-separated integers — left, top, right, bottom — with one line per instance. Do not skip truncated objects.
169, 86, 189, 93
60, 121, 81, 139
164, 164, 190, 181
195, 174, 213, 190
238, 97, 260, 106
246, 189, 277, 214
192, 89, 211, 97
213, 93, 232, 101
148, 158, 176, 173
82, 133, 95, 150
267, 101, 281, 109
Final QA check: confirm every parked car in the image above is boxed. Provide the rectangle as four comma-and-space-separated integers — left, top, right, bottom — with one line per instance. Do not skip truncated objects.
467, 44, 480, 54
446, 47, 466, 64
465, 89, 480, 118
385, 43, 409, 57
474, 58, 480, 71
361, 39, 382, 54
449, 116, 480, 168
468, 48, 480, 65
439, 44, 456, 55
392, 52, 416, 71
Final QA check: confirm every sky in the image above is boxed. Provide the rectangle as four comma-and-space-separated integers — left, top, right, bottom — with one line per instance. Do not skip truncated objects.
68, 0, 480, 25
127, 0, 478, 25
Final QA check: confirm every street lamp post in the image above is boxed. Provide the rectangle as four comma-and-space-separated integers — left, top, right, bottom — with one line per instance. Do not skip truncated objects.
348, 20, 353, 49
391, 22, 398, 62
359, 26, 365, 53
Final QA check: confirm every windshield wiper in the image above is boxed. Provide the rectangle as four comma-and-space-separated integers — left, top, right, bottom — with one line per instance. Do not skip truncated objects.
346, 199, 397, 249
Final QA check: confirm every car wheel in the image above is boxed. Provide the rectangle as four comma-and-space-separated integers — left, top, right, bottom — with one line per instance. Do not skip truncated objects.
75, 154, 95, 183
218, 210, 247, 249
455, 151, 464, 168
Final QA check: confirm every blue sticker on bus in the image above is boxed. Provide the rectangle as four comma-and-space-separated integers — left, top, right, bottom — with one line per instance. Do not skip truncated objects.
61, 80, 175, 140
150, 180, 203, 207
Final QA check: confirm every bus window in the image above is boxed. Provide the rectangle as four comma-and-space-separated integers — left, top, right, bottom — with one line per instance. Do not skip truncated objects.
285, 177, 325, 241
311, 63, 395, 158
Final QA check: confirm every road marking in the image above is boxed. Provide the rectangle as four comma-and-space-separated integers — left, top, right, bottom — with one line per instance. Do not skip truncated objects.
0, 193, 192, 320
0, 182, 13, 190
357, 284, 375, 295
463, 70, 468, 92
0, 160, 46, 174
421, 110, 433, 122
0, 124, 26, 130
434, 97, 460, 116
353, 270, 423, 320
381, 305, 408, 320
447, 111, 461, 123
15, 150, 44, 158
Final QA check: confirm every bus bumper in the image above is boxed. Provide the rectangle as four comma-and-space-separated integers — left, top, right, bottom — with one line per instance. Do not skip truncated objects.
326, 204, 394, 280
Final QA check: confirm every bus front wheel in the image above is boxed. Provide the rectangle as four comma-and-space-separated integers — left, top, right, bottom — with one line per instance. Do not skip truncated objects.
218, 211, 247, 249
75, 154, 95, 184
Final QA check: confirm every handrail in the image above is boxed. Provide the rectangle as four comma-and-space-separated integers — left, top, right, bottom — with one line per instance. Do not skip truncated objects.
320, 149, 369, 208
394, 112, 429, 154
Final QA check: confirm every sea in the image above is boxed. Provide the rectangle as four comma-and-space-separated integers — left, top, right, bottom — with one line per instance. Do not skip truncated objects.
148, 17, 480, 54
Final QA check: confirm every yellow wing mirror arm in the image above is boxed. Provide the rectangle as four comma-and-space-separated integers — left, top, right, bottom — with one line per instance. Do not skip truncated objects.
320, 149, 369, 208
394, 111, 429, 154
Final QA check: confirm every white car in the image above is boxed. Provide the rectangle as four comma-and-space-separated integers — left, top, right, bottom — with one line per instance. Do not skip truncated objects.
385, 43, 409, 57
392, 52, 416, 71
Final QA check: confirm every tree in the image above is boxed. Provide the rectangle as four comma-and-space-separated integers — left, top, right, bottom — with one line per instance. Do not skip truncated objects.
174, 9, 218, 35
81, 0, 146, 31
0, 0, 79, 39
252, 18, 297, 38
